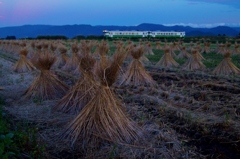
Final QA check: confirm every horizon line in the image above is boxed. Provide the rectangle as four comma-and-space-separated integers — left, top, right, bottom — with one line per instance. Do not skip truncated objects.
0, 23, 240, 29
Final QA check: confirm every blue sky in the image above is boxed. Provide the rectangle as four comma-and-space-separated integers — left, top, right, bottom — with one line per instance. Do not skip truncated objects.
0, 0, 239, 28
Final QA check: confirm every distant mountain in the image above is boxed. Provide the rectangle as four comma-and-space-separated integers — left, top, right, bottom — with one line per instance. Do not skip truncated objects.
232, 27, 240, 33
0, 23, 239, 39
208, 26, 238, 36
186, 31, 215, 37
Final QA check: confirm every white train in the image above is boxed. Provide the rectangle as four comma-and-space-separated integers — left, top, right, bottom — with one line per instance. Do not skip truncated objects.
103, 30, 185, 38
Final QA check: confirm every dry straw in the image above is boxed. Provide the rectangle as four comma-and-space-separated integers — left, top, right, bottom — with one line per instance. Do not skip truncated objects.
12, 47, 35, 73
217, 43, 226, 54
74, 40, 95, 74
24, 52, 69, 100
183, 48, 205, 70
168, 43, 177, 57
156, 46, 179, 67
213, 51, 240, 75
54, 45, 97, 114
50, 43, 57, 54
214, 41, 220, 53
172, 41, 180, 51
41, 41, 49, 53
31, 43, 42, 63
63, 42, 80, 71
155, 41, 162, 50
145, 42, 154, 55
195, 46, 205, 60
28, 41, 36, 58
120, 45, 156, 86
94, 40, 110, 75
233, 42, 240, 54
62, 43, 143, 146
55, 45, 68, 67
187, 41, 195, 52
177, 45, 190, 59
201, 41, 211, 53
225, 42, 232, 52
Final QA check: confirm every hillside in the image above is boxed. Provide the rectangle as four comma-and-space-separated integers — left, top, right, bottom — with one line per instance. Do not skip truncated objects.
0, 23, 239, 39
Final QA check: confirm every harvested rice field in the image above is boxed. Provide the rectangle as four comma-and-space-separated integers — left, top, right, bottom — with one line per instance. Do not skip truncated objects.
0, 39, 240, 158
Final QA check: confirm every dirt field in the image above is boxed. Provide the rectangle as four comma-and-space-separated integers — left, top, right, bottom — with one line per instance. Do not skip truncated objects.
1, 48, 240, 158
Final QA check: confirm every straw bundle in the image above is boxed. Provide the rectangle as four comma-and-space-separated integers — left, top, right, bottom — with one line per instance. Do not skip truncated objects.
120, 45, 155, 86
31, 43, 42, 63
217, 43, 226, 54
201, 42, 211, 53
183, 49, 206, 70
54, 52, 97, 114
79, 40, 95, 56
12, 48, 35, 73
42, 42, 49, 52
168, 43, 176, 57
62, 47, 142, 146
94, 40, 110, 74
214, 41, 220, 53
187, 41, 195, 52
172, 41, 180, 51
63, 43, 80, 71
73, 41, 95, 74
55, 45, 68, 67
92, 42, 100, 57
233, 42, 240, 54
156, 47, 179, 67
225, 42, 232, 53
125, 41, 135, 60
20, 42, 27, 48
177, 46, 191, 59
24, 53, 69, 100
145, 42, 154, 55
28, 42, 36, 58
212, 51, 240, 75
155, 41, 162, 50
50, 43, 57, 54
195, 48, 205, 60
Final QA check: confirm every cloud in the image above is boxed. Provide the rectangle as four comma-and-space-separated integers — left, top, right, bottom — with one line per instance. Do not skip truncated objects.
187, 0, 240, 9
163, 22, 240, 28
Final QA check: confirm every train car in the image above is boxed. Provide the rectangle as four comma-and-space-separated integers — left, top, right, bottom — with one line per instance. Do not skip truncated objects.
103, 30, 185, 39
103, 30, 149, 38
150, 31, 185, 38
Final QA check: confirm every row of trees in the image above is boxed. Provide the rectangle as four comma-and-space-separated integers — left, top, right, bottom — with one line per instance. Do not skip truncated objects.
1, 35, 105, 40
1, 34, 240, 42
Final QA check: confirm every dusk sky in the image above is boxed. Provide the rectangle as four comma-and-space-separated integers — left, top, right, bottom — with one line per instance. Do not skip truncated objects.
0, 0, 239, 28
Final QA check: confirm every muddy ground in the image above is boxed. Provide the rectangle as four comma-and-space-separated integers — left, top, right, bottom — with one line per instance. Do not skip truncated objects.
0, 53, 240, 159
